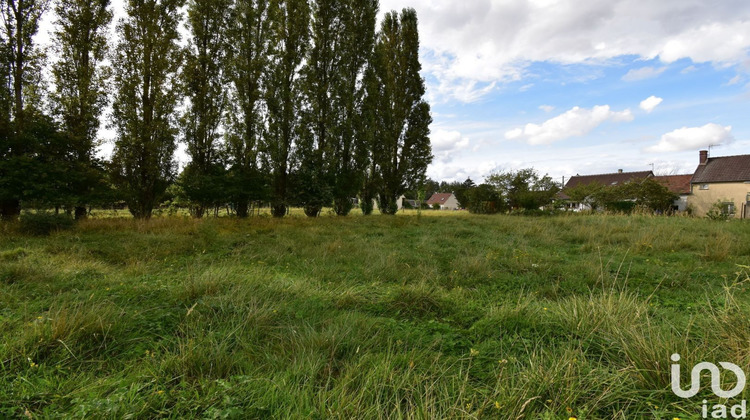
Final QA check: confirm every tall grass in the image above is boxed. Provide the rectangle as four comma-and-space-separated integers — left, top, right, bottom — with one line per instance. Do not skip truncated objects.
0, 213, 747, 418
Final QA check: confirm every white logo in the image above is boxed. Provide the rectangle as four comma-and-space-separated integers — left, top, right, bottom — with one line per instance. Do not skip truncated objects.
671, 353, 746, 399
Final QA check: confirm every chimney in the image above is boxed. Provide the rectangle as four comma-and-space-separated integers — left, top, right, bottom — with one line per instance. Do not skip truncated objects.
618, 169, 623, 174
699, 150, 708, 165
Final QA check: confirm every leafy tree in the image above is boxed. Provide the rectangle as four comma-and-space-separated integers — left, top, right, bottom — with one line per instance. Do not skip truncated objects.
464, 183, 502, 214
590, 178, 678, 214
449, 178, 474, 208
1, 0, 47, 129
295, 0, 340, 217
590, 185, 636, 213
0, 0, 48, 220
225, 0, 274, 217
562, 181, 604, 210
420, 178, 440, 201
487, 169, 560, 211
110, 0, 183, 219
631, 178, 678, 213
330, 0, 377, 216
176, 163, 228, 216
367, 8, 432, 215
264, 0, 309, 218
51, 0, 112, 219
181, 0, 231, 218
298, 0, 378, 217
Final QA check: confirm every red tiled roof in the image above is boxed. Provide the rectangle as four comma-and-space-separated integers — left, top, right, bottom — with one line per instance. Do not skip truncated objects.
654, 175, 692, 195
691, 154, 750, 183
426, 193, 453, 205
564, 171, 653, 189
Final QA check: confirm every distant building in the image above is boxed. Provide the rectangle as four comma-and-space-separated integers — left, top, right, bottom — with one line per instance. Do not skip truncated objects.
560, 169, 654, 211
426, 193, 459, 210
654, 174, 692, 212
689, 150, 750, 219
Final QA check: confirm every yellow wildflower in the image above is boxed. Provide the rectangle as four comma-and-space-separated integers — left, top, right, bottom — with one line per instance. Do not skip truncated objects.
469, 348, 479, 357
494, 401, 501, 409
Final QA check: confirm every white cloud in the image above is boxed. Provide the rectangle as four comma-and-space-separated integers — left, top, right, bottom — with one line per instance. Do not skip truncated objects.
726, 75, 742, 85
378, 0, 750, 102
622, 66, 668, 82
639, 96, 663, 113
505, 105, 634, 145
539, 105, 555, 112
646, 123, 734, 152
430, 129, 471, 163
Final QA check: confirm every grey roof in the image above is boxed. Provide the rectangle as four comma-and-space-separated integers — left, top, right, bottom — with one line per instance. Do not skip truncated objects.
691, 154, 750, 183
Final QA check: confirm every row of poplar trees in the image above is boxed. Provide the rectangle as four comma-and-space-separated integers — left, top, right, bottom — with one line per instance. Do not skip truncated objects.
0, 0, 433, 220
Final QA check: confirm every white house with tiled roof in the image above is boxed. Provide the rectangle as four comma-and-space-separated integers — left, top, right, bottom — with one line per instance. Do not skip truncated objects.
426, 193, 459, 210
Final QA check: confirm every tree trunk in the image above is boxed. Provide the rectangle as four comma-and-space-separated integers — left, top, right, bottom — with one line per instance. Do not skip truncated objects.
333, 197, 353, 216
378, 193, 398, 215
272, 203, 286, 218
304, 204, 321, 217
235, 199, 249, 218
74, 206, 88, 220
271, 202, 286, 218
0, 199, 21, 222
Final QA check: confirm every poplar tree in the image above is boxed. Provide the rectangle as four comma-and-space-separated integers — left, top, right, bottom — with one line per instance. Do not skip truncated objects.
330, 0, 377, 215
0, 0, 48, 220
297, 0, 377, 217
296, 0, 340, 217
110, 0, 183, 219
51, 0, 112, 219
265, 0, 309, 218
181, 0, 231, 218
367, 8, 432, 215
224, 0, 274, 217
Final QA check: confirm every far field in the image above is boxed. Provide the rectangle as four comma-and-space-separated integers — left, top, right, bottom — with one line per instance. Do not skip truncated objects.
1, 212, 748, 418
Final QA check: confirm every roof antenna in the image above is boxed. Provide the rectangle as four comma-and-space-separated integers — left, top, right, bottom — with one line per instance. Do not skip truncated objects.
649, 163, 654, 173
708, 144, 719, 157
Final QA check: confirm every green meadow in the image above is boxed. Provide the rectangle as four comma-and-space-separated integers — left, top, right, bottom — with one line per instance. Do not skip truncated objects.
1, 212, 748, 419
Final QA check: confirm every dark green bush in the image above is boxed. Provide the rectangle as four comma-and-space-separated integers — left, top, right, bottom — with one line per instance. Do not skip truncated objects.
19, 212, 75, 236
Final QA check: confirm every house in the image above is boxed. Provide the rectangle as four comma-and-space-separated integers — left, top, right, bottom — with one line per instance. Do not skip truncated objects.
653, 174, 692, 212
689, 150, 750, 219
560, 169, 653, 211
402, 198, 420, 209
426, 192, 459, 210
358, 195, 407, 211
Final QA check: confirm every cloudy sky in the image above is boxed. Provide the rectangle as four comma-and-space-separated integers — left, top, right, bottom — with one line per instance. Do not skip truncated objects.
379, 0, 750, 183
37, 0, 750, 184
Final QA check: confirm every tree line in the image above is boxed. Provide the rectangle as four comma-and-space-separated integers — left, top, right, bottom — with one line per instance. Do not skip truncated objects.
0, 0, 432, 220
417, 169, 678, 215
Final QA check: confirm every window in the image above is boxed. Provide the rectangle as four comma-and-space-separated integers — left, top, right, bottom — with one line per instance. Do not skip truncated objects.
722, 202, 735, 216
699, 184, 709, 190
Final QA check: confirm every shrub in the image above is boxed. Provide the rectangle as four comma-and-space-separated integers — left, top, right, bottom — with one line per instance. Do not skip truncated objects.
19, 212, 75, 235
706, 199, 733, 221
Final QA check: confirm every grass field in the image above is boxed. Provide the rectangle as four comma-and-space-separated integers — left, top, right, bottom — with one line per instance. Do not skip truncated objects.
1, 212, 749, 418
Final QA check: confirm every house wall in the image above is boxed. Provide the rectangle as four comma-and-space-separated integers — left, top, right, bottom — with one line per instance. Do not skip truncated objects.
673, 194, 689, 212
371, 195, 406, 211
441, 195, 459, 210
689, 182, 750, 218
